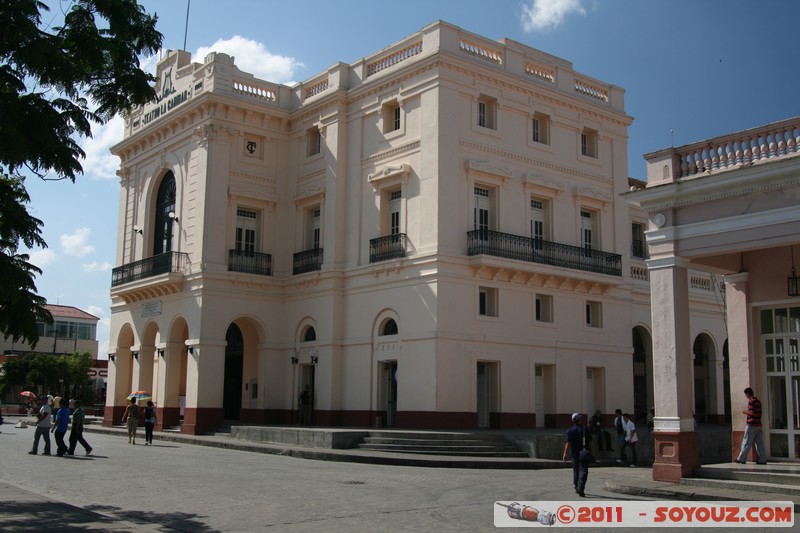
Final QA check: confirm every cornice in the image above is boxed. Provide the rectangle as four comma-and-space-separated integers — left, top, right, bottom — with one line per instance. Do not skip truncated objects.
459, 139, 612, 186
361, 140, 421, 167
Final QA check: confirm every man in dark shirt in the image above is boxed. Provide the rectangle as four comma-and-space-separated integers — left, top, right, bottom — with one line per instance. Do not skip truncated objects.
563, 413, 591, 497
735, 387, 766, 465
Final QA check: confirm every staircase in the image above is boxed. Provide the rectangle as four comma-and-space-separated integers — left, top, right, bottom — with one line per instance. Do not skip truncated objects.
682, 463, 800, 498
357, 431, 529, 458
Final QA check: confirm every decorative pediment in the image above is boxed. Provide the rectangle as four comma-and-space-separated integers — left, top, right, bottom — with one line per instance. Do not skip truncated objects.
228, 185, 277, 203
574, 186, 611, 207
293, 185, 325, 202
367, 164, 410, 191
522, 174, 565, 194
465, 160, 512, 182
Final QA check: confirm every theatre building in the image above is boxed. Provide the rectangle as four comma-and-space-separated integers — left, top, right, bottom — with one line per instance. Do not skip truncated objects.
105, 21, 726, 434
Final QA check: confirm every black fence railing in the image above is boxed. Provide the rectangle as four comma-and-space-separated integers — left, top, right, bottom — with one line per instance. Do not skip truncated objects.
111, 252, 189, 287
369, 233, 408, 263
467, 229, 622, 277
631, 239, 650, 260
293, 248, 323, 275
228, 249, 273, 276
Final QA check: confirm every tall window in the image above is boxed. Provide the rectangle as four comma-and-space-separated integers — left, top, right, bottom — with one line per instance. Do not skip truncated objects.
531, 113, 550, 145
632, 222, 647, 259
383, 101, 401, 133
580, 210, 597, 252
479, 287, 498, 317
307, 127, 321, 156
535, 294, 553, 323
389, 190, 401, 235
474, 186, 492, 233
306, 207, 321, 249
235, 208, 258, 255
154, 172, 176, 255
581, 128, 598, 158
530, 197, 549, 249
585, 301, 602, 328
477, 95, 496, 130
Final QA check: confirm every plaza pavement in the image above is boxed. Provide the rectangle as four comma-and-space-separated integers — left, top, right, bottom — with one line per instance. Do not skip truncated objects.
0, 415, 795, 532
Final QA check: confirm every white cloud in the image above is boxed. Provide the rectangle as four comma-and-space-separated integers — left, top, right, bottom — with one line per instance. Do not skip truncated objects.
60, 228, 95, 257
83, 260, 112, 273
80, 115, 123, 181
195, 36, 303, 84
28, 249, 57, 268
521, 0, 587, 31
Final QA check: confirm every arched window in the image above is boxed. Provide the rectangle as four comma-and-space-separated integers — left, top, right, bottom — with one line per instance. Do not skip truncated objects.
154, 172, 176, 255
303, 326, 316, 342
380, 318, 398, 336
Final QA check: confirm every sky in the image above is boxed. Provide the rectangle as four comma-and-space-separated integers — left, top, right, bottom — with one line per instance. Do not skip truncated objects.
21, 0, 800, 357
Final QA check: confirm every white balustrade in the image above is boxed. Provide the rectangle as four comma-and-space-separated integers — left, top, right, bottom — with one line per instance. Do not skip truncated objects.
458, 39, 503, 64
233, 81, 276, 101
574, 79, 609, 102
675, 119, 800, 178
524, 62, 555, 83
305, 78, 329, 99
366, 42, 423, 77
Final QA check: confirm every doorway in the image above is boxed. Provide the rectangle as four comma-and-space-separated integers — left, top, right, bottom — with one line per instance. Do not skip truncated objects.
223, 324, 243, 420
299, 364, 316, 425
378, 361, 397, 427
477, 362, 499, 428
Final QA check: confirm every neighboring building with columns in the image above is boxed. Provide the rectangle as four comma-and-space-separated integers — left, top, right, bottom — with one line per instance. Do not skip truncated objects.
627, 117, 800, 481
105, 21, 726, 435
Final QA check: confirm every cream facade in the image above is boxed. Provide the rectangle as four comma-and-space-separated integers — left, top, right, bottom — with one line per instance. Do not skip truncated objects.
0, 304, 99, 358
106, 21, 726, 435
627, 117, 800, 481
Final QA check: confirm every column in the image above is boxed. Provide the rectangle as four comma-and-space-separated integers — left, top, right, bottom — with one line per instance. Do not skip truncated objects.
103, 348, 132, 427
182, 339, 226, 434
724, 273, 756, 460
648, 256, 699, 482
155, 341, 184, 430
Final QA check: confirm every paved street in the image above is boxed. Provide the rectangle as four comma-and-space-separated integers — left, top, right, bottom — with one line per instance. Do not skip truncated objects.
0, 422, 788, 532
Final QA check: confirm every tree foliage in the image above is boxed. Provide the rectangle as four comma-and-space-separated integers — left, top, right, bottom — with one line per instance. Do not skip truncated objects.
0, 0, 162, 345
0, 171, 51, 344
1, 351, 94, 402
0, 0, 163, 180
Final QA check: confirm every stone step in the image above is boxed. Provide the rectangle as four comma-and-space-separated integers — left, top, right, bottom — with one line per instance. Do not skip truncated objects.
357, 443, 529, 457
681, 477, 800, 496
694, 467, 800, 486
362, 437, 512, 446
366, 431, 511, 442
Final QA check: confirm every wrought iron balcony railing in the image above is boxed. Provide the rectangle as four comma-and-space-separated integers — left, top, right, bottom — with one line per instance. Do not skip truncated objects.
293, 247, 323, 275
228, 249, 273, 276
369, 233, 408, 263
111, 251, 189, 287
467, 229, 622, 277
631, 239, 650, 260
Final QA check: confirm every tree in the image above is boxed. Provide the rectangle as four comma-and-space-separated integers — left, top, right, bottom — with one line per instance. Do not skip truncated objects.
0, 0, 163, 344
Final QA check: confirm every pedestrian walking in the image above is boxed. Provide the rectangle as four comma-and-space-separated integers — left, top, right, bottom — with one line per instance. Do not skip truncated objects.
122, 397, 141, 445
563, 413, 592, 497
613, 408, 627, 464
646, 408, 655, 432
143, 401, 157, 445
29, 396, 52, 455
622, 413, 638, 467
735, 387, 767, 465
51, 398, 70, 456
67, 400, 93, 456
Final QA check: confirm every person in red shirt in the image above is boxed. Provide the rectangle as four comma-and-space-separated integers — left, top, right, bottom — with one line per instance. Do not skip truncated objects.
735, 387, 766, 465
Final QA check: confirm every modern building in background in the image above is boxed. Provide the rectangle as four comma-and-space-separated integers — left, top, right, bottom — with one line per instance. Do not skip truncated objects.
105, 21, 727, 435
628, 117, 800, 481
0, 304, 99, 358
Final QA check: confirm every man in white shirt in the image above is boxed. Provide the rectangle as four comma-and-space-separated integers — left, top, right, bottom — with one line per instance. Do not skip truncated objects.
623, 412, 638, 467
29, 396, 52, 455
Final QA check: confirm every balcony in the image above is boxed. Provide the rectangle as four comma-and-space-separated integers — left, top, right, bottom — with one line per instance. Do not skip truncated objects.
293, 248, 323, 275
467, 229, 622, 277
111, 252, 189, 287
369, 233, 408, 263
228, 249, 273, 276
